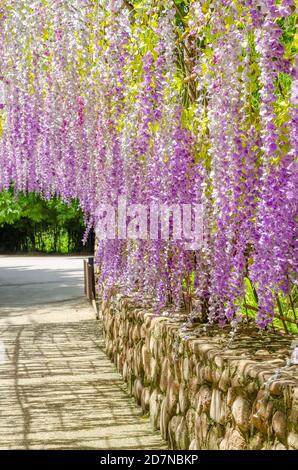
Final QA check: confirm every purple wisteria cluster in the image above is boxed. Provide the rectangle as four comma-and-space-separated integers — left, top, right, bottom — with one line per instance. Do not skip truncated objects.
0, 0, 297, 327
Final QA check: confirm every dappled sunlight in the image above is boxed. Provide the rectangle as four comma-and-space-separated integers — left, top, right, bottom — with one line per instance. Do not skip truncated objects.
0, 320, 165, 450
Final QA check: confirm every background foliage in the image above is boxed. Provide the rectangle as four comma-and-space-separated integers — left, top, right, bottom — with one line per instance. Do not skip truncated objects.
0, 189, 94, 254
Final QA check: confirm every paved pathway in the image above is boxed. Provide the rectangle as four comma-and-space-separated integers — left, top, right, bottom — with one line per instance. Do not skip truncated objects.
0, 256, 165, 450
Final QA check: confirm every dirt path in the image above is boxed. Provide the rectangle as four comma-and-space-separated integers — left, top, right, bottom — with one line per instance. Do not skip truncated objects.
0, 257, 165, 450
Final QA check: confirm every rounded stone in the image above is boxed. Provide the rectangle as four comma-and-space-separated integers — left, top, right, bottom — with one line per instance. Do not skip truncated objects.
141, 387, 151, 412
168, 415, 183, 449
196, 385, 212, 414
185, 408, 196, 441
227, 387, 237, 407
274, 442, 287, 450
176, 417, 190, 450
150, 357, 159, 384
206, 427, 220, 450
133, 378, 143, 405
179, 384, 190, 415
203, 366, 213, 383
132, 324, 141, 343
232, 396, 252, 432
188, 377, 199, 407
141, 345, 151, 378
122, 360, 128, 381
195, 412, 209, 448
210, 389, 227, 424
218, 369, 230, 392
160, 358, 170, 393
214, 355, 224, 369
251, 413, 268, 435
288, 432, 298, 450
189, 439, 198, 450
226, 429, 247, 450
272, 411, 287, 442
160, 394, 177, 441
168, 381, 180, 411
249, 433, 264, 450
182, 357, 190, 382
149, 389, 163, 430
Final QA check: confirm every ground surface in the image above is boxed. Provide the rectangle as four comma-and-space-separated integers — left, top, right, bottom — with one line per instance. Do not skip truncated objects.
0, 256, 165, 450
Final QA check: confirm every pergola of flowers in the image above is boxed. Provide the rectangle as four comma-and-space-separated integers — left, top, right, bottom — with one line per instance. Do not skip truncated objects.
0, 1, 297, 330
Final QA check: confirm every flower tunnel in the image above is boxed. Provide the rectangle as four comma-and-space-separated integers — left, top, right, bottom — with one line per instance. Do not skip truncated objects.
0, 0, 297, 330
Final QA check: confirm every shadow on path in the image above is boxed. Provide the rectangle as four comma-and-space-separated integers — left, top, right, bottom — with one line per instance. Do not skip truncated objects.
0, 320, 166, 449
0, 257, 166, 450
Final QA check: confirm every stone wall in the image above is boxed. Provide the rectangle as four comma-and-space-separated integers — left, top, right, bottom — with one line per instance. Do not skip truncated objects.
102, 293, 298, 450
